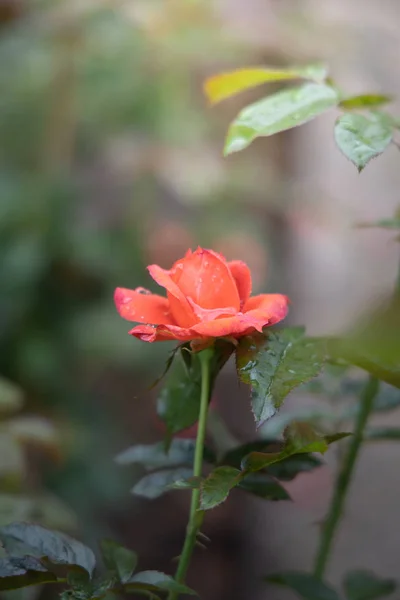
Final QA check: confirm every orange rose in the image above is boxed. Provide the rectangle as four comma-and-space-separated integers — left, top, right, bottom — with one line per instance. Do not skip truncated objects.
114, 247, 289, 343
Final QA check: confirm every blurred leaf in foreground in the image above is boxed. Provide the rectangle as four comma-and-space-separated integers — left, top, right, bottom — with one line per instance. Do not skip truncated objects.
329, 297, 400, 388
266, 572, 340, 600
343, 569, 396, 600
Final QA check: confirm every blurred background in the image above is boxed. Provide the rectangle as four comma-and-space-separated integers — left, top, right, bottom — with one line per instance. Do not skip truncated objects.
1, 0, 400, 599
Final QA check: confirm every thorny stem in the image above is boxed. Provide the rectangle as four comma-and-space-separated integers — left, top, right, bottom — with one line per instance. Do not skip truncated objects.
167, 348, 213, 600
313, 375, 379, 579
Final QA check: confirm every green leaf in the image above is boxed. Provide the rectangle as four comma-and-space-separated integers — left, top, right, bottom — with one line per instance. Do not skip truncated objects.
157, 341, 233, 440
0, 556, 57, 591
66, 568, 91, 589
131, 468, 194, 499
0, 523, 96, 577
365, 427, 400, 441
285, 422, 328, 454
324, 432, 352, 444
339, 94, 392, 110
220, 440, 323, 480
115, 439, 215, 470
204, 64, 328, 104
328, 297, 400, 388
236, 328, 326, 427
91, 576, 118, 600
334, 113, 392, 172
200, 466, 243, 510
224, 83, 338, 155
0, 378, 23, 414
222, 440, 284, 468
343, 570, 396, 600
115, 439, 195, 469
238, 474, 290, 501
100, 540, 137, 584
125, 571, 197, 596
267, 454, 323, 481
242, 423, 330, 473
266, 572, 340, 600
157, 353, 202, 440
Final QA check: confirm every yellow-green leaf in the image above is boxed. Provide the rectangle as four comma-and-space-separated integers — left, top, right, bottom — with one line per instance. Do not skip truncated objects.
339, 94, 392, 110
204, 64, 328, 104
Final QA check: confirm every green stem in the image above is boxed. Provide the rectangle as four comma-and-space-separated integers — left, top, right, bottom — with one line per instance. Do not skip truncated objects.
313, 375, 379, 579
168, 348, 213, 600
396, 249, 400, 294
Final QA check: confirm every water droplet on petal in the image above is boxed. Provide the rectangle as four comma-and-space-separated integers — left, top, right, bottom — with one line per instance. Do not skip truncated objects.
136, 287, 151, 295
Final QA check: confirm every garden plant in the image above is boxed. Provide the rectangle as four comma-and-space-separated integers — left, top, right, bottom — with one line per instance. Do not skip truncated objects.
1, 62, 400, 600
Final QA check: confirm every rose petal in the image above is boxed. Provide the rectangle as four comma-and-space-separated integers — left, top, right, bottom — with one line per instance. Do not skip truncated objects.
244, 294, 289, 325
191, 314, 263, 338
148, 264, 196, 328
171, 247, 240, 311
191, 294, 289, 338
187, 297, 238, 322
228, 260, 252, 308
114, 287, 172, 324
128, 323, 199, 343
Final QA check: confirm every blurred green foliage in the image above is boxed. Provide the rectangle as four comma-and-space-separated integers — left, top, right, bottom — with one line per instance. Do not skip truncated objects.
0, 0, 285, 547
0, 376, 76, 530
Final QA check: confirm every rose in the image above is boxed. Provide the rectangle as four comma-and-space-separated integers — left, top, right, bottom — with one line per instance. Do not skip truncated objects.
114, 247, 289, 344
